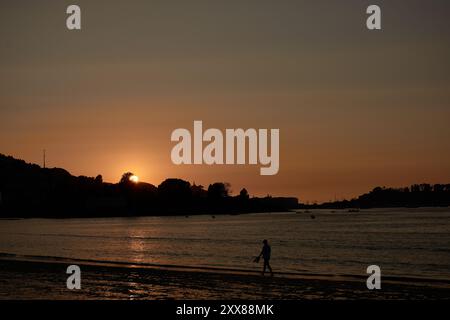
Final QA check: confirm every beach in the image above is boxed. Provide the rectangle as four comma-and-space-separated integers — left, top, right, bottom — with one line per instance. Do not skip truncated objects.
1, 209, 450, 300
1, 255, 449, 300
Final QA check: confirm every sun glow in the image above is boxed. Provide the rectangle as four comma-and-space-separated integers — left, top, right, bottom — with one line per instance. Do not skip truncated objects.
129, 175, 139, 183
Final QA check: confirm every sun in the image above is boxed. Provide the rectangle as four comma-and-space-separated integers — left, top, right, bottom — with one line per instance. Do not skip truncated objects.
129, 175, 139, 183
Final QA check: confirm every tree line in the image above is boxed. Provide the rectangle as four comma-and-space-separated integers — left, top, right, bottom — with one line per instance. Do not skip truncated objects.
0, 154, 298, 218
305, 184, 450, 209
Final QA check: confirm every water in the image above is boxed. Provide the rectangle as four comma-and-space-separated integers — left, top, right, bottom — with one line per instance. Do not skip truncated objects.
1, 208, 449, 281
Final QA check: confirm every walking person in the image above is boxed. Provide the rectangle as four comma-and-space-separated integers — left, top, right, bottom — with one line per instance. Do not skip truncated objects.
257, 239, 273, 276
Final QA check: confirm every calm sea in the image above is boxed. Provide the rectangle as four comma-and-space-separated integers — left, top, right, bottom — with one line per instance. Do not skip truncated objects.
1, 208, 449, 281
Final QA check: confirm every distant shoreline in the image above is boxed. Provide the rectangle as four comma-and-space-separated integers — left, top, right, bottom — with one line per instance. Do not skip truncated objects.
0, 207, 293, 219
2, 154, 450, 218
3, 206, 450, 220
299, 205, 450, 210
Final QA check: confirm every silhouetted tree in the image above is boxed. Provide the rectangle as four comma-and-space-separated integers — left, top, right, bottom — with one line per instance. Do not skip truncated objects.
191, 183, 207, 198
207, 182, 230, 200
119, 172, 134, 185
239, 188, 249, 200
158, 178, 191, 201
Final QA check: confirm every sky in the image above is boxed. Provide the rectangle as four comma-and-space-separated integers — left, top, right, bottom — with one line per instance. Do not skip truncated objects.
1, 0, 450, 203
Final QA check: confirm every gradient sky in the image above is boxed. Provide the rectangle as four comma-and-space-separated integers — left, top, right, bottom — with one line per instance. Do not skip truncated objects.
1, 0, 450, 202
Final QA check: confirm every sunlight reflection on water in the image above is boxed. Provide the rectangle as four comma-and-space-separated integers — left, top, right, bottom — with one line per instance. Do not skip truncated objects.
0, 208, 449, 280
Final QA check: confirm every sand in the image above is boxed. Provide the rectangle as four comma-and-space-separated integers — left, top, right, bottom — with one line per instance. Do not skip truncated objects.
0, 256, 449, 300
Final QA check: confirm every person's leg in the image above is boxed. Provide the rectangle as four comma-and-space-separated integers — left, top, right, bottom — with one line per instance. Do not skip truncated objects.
267, 261, 273, 276
262, 260, 267, 275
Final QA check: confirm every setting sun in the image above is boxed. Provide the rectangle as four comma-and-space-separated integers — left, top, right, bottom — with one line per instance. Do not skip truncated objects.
129, 175, 139, 183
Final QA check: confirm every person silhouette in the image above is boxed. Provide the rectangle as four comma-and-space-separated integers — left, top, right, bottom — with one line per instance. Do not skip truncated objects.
258, 239, 273, 276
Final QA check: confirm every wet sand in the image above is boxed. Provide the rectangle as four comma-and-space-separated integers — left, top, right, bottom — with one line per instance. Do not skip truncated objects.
0, 256, 449, 300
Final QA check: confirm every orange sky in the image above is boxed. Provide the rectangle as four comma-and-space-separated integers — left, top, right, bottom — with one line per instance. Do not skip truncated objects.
1, 1, 450, 202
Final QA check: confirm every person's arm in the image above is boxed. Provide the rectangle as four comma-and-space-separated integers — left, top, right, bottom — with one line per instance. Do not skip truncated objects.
258, 248, 263, 258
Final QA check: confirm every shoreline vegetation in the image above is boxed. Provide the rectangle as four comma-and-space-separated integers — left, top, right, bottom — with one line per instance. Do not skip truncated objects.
1, 153, 450, 218
301, 184, 450, 210
0, 154, 298, 218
